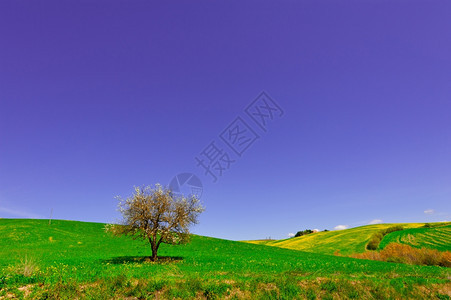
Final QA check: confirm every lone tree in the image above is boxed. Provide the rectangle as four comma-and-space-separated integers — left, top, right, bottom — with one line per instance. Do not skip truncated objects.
107, 184, 204, 261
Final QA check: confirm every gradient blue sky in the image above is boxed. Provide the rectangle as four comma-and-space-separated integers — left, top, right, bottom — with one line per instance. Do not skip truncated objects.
1, 1, 450, 240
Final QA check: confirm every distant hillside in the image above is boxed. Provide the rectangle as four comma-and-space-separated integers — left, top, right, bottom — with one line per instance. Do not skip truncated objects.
246, 223, 450, 255
379, 224, 451, 252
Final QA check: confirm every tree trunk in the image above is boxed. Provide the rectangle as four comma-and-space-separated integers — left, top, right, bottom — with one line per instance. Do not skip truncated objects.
150, 237, 158, 261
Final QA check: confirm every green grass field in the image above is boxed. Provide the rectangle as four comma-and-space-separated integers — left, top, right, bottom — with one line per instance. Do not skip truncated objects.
0, 219, 450, 299
379, 224, 451, 252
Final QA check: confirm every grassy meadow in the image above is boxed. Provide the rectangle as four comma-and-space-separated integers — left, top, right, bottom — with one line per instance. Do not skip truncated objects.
0, 219, 450, 299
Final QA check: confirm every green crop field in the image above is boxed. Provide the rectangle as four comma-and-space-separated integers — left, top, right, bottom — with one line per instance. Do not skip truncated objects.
379, 224, 451, 252
0, 219, 450, 299
246, 223, 427, 255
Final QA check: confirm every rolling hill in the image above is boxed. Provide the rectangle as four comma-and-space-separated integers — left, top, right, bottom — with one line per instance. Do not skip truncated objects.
379, 224, 451, 252
0, 219, 450, 299
245, 222, 450, 255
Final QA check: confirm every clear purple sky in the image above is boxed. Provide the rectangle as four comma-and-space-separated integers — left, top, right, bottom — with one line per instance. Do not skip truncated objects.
1, 1, 450, 240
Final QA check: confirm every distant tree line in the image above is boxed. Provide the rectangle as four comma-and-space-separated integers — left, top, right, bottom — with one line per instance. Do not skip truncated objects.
294, 229, 314, 237
293, 229, 328, 238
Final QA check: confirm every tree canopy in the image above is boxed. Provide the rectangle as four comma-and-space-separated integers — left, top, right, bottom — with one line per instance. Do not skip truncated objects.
106, 184, 204, 260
